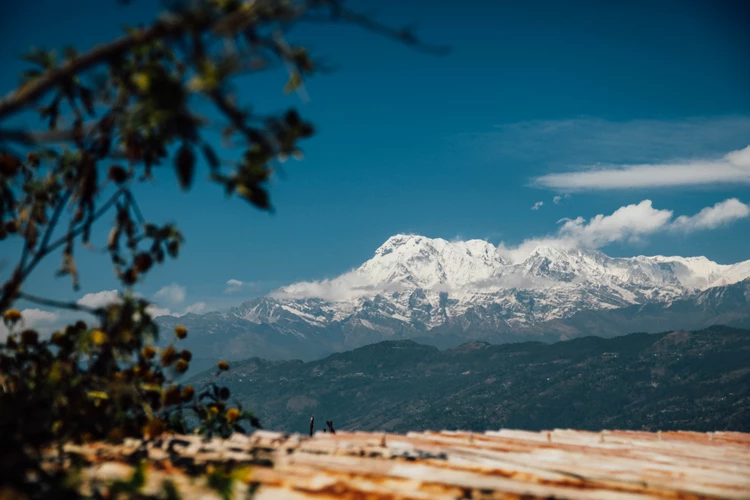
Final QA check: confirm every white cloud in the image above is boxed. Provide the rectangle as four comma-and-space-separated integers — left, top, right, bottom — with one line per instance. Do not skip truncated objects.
75, 288, 205, 318
531, 201, 544, 211
223, 279, 265, 295
224, 279, 244, 294
154, 283, 186, 305
271, 270, 373, 302
0, 308, 60, 340
77, 289, 172, 317
146, 305, 173, 318
671, 198, 750, 232
183, 302, 207, 315
147, 302, 209, 318
19, 308, 59, 326
466, 116, 750, 169
498, 198, 749, 262
559, 200, 673, 247
552, 194, 570, 205
534, 145, 750, 191
77, 290, 122, 308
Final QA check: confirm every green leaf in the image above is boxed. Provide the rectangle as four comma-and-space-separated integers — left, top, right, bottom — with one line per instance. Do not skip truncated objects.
22, 47, 56, 69
283, 71, 302, 94
175, 143, 195, 190
201, 143, 220, 171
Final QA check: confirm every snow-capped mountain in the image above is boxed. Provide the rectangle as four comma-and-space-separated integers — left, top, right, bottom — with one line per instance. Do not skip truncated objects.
235, 234, 749, 331
158, 235, 750, 362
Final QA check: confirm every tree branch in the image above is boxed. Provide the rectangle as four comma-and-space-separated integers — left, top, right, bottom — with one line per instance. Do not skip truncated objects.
0, 127, 84, 145
0, 2, 446, 122
20, 188, 126, 280
123, 190, 145, 225
18, 188, 73, 274
307, 7, 450, 56
0, 16, 210, 121
39, 189, 74, 259
18, 292, 100, 314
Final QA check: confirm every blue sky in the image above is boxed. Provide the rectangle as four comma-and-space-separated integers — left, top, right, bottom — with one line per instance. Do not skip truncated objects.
1, 0, 749, 315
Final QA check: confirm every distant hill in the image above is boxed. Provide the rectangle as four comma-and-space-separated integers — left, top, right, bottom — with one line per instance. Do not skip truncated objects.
189, 325, 750, 434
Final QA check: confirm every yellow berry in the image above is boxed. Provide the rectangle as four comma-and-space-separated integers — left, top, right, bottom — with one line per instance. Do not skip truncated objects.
3, 309, 22, 322
226, 408, 240, 422
90, 329, 107, 345
174, 325, 187, 339
181, 385, 195, 401
143, 418, 165, 439
161, 346, 177, 367
217, 360, 229, 371
51, 331, 65, 346
163, 385, 181, 406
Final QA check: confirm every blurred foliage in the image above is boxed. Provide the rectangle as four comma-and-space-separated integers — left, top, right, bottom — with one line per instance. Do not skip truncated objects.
0, 0, 442, 497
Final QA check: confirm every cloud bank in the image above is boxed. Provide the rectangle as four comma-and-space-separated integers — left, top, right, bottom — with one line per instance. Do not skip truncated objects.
271, 271, 409, 302
534, 145, 750, 191
498, 198, 749, 262
154, 284, 186, 305
76, 288, 203, 318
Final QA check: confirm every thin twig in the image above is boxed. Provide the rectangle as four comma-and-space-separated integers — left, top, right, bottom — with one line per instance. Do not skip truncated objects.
39, 189, 75, 256
38, 188, 126, 264
307, 7, 450, 56
18, 188, 73, 274
13, 188, 125, 289
18, 292, 100, 314
123, 190, 145, 225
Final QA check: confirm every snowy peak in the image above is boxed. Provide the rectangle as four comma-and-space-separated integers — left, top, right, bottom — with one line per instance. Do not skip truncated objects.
362, 234, 506, 289
280, 234, 750, 299
634, 255, 730, 289
261, 234, 750, 331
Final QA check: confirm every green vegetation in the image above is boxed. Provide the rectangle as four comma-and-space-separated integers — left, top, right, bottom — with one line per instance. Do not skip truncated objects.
190, 326, 750, 434
0, 1, 440, 497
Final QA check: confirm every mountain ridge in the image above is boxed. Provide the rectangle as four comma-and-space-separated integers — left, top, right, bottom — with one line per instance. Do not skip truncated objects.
157, 235, 750, 362
187, 325, 750, 434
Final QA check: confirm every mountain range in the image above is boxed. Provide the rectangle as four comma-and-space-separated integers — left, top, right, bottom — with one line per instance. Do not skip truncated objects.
188, 326, 750, 434
158, 234, 750, 362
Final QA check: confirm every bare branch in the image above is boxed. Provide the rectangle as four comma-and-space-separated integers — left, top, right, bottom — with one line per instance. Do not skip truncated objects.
37, 188, 126, 264
0, 16, 210, 121
0, 127, 85, 145
307, 7, 450, 56
18, 291, 100, 314
39, 189, 74, 257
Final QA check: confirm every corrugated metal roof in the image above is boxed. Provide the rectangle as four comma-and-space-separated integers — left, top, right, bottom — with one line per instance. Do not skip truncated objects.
62, 429, 750, 499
